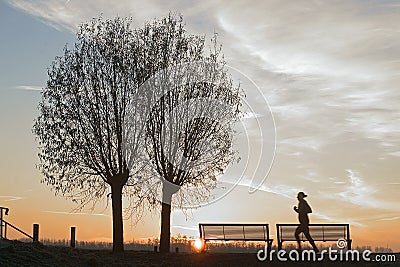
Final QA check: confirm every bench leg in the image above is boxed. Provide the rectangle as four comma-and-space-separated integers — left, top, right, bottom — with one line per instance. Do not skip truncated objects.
267, 240, 273, 255
202, 240, 206, 253
348, 240, 352, 250
278, 241, 282, 251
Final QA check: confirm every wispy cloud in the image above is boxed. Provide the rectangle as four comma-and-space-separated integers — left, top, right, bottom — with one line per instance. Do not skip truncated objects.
172, 225, 198, 231
241, 112, 263, 120
5, 0, 168, 32
6, 0, 82, 32
313, 212, 363, 227
336, 170, 376, 206
15, 85, 43, 91
379, 216, 399, 221
225, 176, 366, 225
216, 0, 400, 156
7, 0, 400, 155
328, 170, 397, 211
220, 175, 301, 199
0, 196, 24, 201
42, 210, 110, 217
388, 151, 400, 157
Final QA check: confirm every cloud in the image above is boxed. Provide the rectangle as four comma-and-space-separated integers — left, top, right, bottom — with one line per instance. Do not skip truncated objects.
313, 212, 363, 227
42, 210, 110, 217
220, 175, 301, 199
172, 225, 198, 231
223, 176, 366, 225
328, 170, 398, 211
336, 170, 376, 206
0, 196, 24, 201
15, 85, 43, 91
4, 0, 180, 32
7, 0, 400, 156
388, 151, 400, 157
379, 216, 399, 221
5, 0, 78, 32
241, 112, 263, 120
214, 0, 400, 156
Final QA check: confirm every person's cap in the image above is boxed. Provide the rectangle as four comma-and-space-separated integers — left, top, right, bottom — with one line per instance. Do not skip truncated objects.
297, 192, 307, 198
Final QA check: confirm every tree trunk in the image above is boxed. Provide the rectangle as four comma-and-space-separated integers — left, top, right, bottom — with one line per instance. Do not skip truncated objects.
159, 190, 172, 253
111, 184, 124, 253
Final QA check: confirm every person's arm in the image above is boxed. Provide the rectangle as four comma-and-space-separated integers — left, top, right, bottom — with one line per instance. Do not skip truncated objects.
293, 206, 299, 213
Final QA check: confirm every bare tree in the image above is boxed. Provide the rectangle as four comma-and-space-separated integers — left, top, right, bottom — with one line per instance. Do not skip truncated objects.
33, 17, 150, 253
136, 15, 243, 252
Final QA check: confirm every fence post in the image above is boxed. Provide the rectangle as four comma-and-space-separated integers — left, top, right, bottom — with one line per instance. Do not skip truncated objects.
0, 207, 6, 239
0, 210, 3, 239
33, 224, 39, 243
70, 227, 76, 248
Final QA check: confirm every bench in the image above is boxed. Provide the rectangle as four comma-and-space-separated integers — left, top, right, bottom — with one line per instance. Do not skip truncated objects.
199, 223, 273, 252
276, 223, 351, 250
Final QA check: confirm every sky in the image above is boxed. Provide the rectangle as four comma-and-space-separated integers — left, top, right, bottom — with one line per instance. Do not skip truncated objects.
0, 0, 399, 250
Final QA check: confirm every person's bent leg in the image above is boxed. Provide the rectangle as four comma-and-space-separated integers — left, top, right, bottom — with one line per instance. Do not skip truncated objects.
295, 226, 302, 250
303, 229, 319, 253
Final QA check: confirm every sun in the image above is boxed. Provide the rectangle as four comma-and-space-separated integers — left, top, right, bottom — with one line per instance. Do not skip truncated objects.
193, 238, 204, 251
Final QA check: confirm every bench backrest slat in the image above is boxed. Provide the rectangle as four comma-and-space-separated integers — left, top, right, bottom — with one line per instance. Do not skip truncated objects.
276, 224, 350, 241
199, 223, 270, 241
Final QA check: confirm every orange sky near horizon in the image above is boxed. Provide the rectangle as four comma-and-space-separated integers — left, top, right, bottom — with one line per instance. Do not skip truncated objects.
2, 185, 400, 251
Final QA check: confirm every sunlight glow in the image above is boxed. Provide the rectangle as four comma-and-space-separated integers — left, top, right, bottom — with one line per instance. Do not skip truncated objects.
193, 238, 204, 251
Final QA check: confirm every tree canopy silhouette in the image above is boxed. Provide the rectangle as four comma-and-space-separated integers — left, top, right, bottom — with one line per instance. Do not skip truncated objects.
33, 17, 152, 253
136, 16, 243, 252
